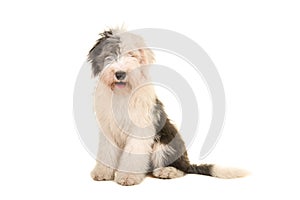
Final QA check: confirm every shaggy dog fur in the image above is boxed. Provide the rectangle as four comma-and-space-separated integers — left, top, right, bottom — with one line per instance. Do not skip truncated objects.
88, 28, 248, 186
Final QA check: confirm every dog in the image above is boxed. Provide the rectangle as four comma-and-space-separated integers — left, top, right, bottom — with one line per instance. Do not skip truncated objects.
88, 28, 248, 186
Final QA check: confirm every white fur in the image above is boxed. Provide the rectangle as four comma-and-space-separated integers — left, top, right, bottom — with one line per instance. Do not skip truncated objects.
94, 79, 157, 173
211, 165, 250, 179
91, 162, 115, 181
114, 171, 145, 186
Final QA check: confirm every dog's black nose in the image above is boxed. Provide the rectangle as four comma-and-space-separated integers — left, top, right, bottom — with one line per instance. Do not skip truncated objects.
115, 71, 126, 80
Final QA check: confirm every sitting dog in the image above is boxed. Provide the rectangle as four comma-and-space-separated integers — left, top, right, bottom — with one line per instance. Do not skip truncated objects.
88, 28, 248, 186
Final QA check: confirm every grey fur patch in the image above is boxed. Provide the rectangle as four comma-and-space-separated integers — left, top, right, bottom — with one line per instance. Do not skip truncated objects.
88, 30, 121, 77
151, 98, 188, 169
151, 98, 213, 177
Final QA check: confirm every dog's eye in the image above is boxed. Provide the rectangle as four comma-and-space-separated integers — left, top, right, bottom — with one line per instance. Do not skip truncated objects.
105, 56, 113, 61
128, 52, 137, 58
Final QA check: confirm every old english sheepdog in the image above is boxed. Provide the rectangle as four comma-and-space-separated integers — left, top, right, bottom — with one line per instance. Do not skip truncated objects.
88, 28, 248, 186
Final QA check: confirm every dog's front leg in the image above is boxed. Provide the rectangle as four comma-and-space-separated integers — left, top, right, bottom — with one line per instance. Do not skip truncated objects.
91, 131, 121, 181
115, 137, 153, 186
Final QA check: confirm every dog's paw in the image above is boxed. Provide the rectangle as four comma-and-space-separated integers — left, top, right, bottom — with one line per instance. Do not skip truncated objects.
90, 164, 114, 181
114, 171, 145, 186
153, 167, 185, 179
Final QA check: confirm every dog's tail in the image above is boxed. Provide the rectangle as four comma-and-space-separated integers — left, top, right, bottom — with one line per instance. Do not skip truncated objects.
180, 164, 249, 179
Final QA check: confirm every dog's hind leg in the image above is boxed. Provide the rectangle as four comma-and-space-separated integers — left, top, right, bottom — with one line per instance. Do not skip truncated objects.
151, 142, 185, 179
152, 166, 184, 179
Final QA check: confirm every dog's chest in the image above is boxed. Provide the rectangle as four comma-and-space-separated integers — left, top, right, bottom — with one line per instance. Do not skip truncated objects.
109, 96, 152, 129
95, 91, 155, 147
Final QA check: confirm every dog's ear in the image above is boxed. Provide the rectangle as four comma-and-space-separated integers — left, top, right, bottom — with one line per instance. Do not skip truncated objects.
88, 30, 120, 77
138, 48, 155, 65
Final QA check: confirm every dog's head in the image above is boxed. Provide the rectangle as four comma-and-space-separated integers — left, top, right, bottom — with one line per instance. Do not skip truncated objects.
88, 28, 155, 93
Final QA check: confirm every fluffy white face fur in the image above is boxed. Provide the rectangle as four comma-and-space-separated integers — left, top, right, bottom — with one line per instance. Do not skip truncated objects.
100, 49, 151, 94
90, 29, 155, 94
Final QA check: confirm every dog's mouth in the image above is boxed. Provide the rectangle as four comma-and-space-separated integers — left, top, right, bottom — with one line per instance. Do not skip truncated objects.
113, 81, 127, 89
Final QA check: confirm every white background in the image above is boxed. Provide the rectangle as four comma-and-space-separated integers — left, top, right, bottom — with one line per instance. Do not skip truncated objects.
1, 0, 300, 199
